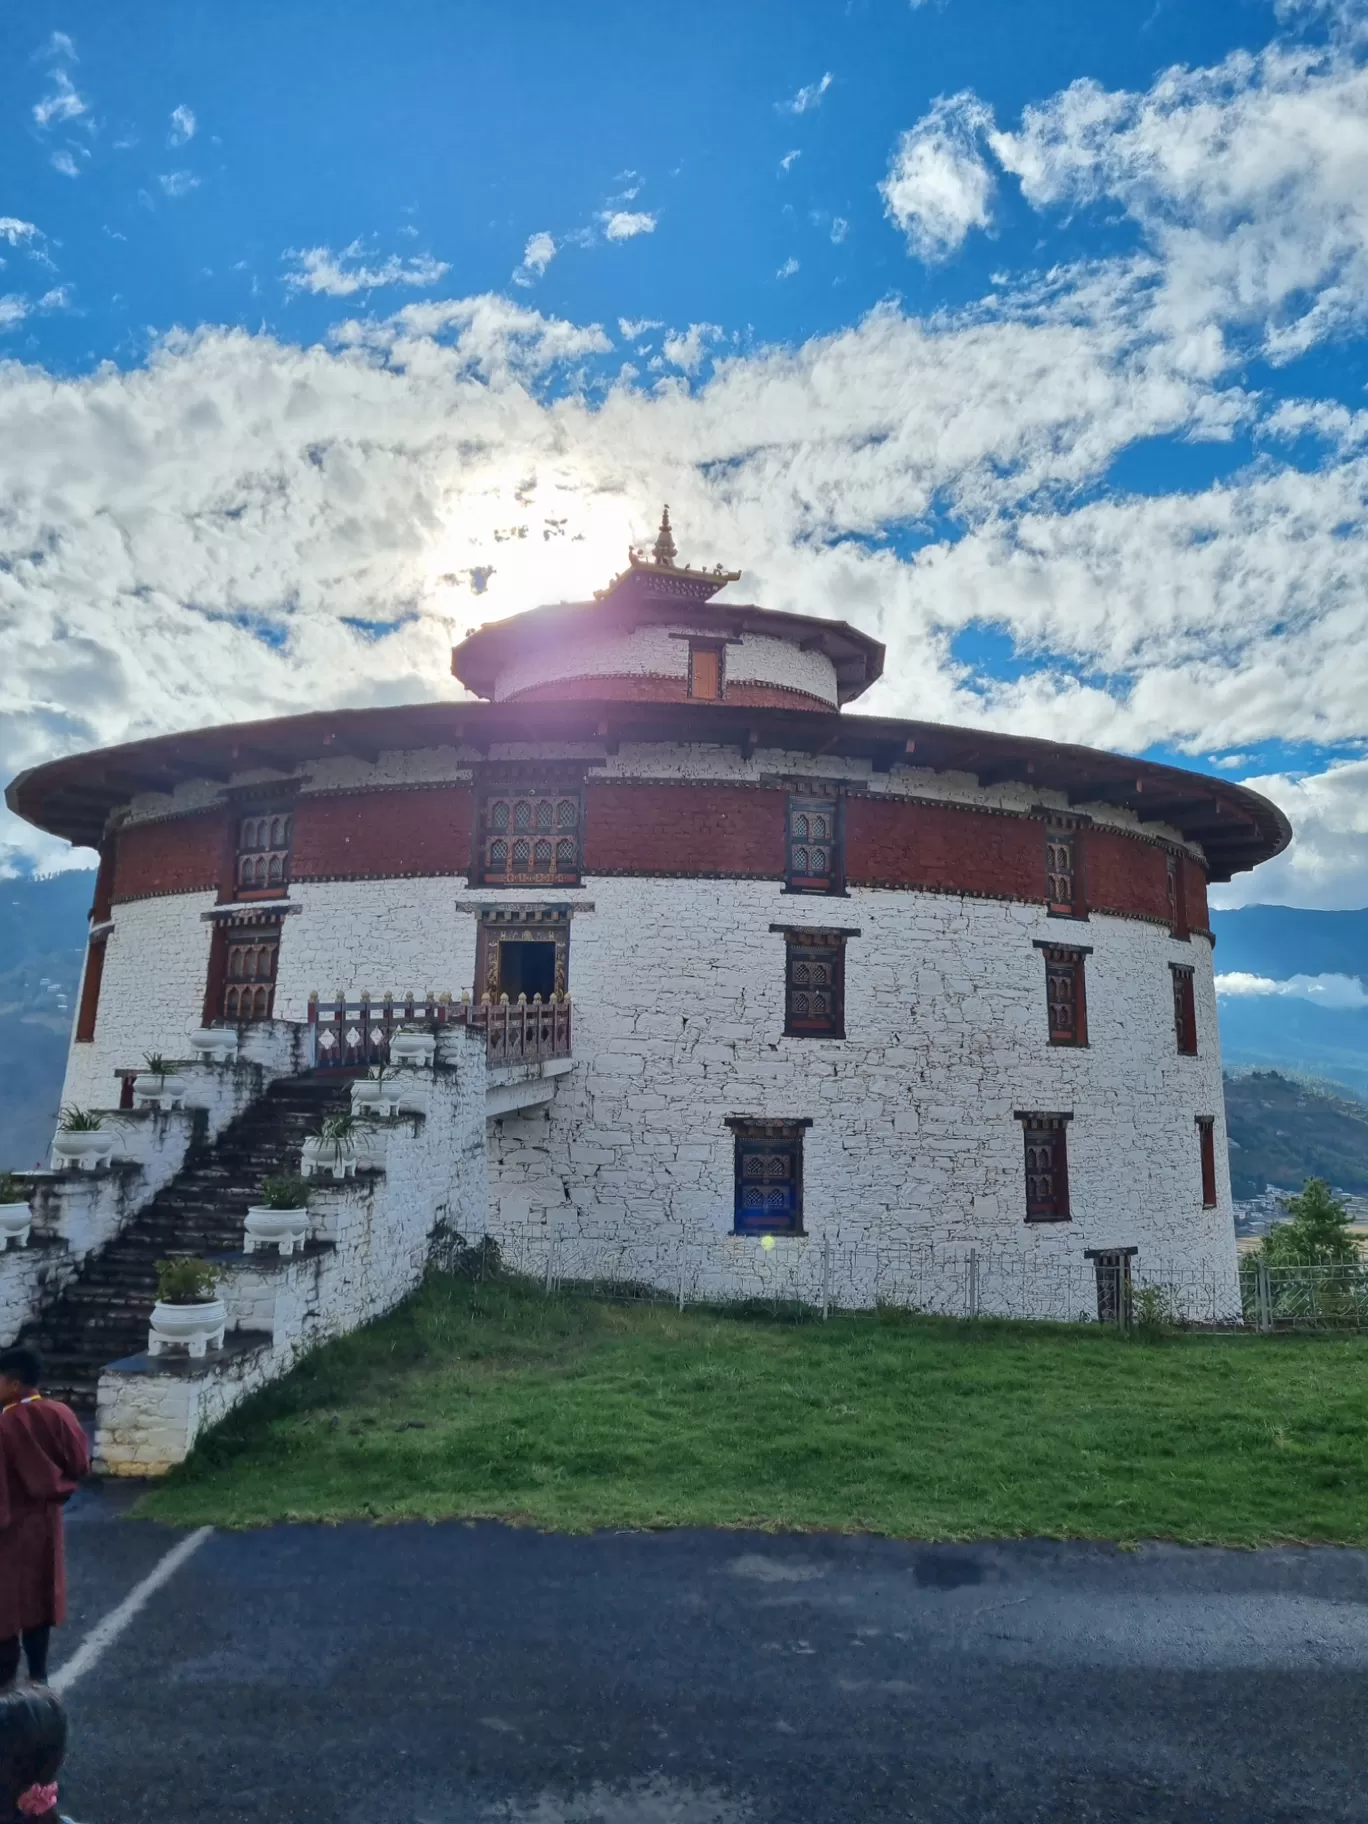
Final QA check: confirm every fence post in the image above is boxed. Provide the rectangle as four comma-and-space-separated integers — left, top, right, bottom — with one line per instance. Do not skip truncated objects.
1257, 1258, 1272, 1333
821, 1236, 831, 1320
543, 1236, 555, 1299
678, 1241, 686, 1313
967, 1248, 979, 1321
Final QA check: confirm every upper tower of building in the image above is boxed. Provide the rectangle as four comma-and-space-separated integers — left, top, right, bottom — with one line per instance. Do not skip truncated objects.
450, 509, 886, 711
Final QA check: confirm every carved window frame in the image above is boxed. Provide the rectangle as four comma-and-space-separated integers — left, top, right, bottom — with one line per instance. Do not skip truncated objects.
1171, 963, 1197, 1055
785, 794, 844, 895
474, 770, 585, 889
1034, 941, 1090, 1047
1085, 1246, 1137, 1324
1197, 1116, 1217, 1207
727, 1116, 811, 1235
1015, 1110, 1072, 1221
1045, 817, 1087, 920
776, 928, 849, 1038
473, 906, 572, 1002
207, 911, 284, 1023
1166, 851, 1190, 940
687, 639, 725, 701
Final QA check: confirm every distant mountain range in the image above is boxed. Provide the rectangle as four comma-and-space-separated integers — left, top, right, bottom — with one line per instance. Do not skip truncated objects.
0, 872, 92, 1168
1, 875, 1365, 1196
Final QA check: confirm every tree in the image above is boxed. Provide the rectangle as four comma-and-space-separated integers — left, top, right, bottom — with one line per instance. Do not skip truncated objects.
1260, 1177, 1360, 1266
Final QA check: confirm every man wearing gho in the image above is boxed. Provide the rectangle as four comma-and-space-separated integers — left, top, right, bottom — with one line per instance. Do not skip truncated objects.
0, 1349, 89, 1688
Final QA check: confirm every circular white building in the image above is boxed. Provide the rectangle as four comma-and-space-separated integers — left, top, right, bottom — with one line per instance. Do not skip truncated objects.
9, 514, 1290, 1324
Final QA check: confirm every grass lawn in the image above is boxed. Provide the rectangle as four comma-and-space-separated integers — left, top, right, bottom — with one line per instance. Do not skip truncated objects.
136, 1272, 1368, 1543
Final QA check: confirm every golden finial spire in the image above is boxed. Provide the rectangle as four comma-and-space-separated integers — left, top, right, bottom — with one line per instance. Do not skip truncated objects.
652, 505, 677, 567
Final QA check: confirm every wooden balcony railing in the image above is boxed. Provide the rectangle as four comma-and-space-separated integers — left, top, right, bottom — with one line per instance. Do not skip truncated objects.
456, 996, 573, 1068
306, 991, 573, 1071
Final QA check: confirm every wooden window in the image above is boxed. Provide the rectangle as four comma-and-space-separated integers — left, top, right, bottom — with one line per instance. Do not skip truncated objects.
207, 916, 282, 1023
1045, 824, 1081, 917
1086, 1247, 1136, 1325
1166, 852, 1189, 939
786, 796, 842, 894
1171, 964, 1197, 1055
235, 809, 293, 897
74, 935, 107, 1044
782, 931, 847, 1038
728, 1119, 808, 1234
688, 641, 723, 700
1037, 944, 1089, 1046
1015, 1111, 1071, 1221
478, 784, 582, 887
1197, 1117, 1217, 1207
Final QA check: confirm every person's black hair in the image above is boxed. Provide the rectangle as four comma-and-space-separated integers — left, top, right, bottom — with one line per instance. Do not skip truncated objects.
0, 1685, 66, 1823
0, 1347, 41, 1391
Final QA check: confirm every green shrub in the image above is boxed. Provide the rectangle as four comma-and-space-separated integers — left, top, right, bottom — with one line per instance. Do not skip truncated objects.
258, 1176, 310, 1210
155, 1257, 222, 1304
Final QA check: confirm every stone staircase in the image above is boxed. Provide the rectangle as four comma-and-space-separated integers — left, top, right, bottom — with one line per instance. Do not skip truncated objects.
23, 1073, 354, 1411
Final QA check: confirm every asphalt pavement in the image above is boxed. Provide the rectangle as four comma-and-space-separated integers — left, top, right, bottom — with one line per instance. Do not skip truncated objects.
50, 1483, 1368, 1822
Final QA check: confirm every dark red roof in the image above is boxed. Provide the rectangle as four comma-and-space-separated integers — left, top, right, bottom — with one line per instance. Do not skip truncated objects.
5, 696, 1290, 882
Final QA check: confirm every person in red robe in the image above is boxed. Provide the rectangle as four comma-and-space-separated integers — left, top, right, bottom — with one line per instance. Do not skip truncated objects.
0, 1350, 89, 1689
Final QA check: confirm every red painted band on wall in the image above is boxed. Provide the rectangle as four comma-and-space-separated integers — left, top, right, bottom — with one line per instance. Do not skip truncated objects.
291, 784, 474, 881
843, 794, 1047, 901
106, 778, 1208, 928
110, 810, 225, 904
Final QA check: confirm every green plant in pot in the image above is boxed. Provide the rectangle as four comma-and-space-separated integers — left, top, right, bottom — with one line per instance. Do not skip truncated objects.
149, 1257, 226, 1358
245, 1177, 312, 1256
304, 1110, 372, 1179
53, 1105, 119, 1173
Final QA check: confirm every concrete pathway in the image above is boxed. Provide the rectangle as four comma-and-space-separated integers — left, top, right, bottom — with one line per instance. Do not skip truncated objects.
53, 1484, 1368, 1822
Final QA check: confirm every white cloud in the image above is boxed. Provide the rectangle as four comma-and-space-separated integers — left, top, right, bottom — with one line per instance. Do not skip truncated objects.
159, 171, 201, 199
39, 31, 79, 61
282, 240, 450, 297
881, 92, 996, 260
779, 73, 833, 115
513, 231, 557, 287
50, 151, 81, 180
986, 38, 1368, 359
619, 317, 663, 340
168, 104, 197, 146
1211, 761, 1368, 910
33, 70, 87, 129
779, 150, 801, 174
830, 216, 849, 244
0, 220, 40, 249
0, 297, 29, 330
601, 211, 656, 241
1215, 971, 1368, 1009
661, 323, 723, 373
776, 256, 800, 278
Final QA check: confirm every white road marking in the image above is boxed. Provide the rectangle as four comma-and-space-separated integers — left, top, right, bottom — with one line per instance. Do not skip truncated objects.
51, 1526, 213, 1694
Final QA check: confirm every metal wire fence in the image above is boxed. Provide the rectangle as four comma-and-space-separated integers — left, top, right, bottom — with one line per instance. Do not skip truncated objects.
477, 1228, 1316, 1329
462, 1228, 1368, 1332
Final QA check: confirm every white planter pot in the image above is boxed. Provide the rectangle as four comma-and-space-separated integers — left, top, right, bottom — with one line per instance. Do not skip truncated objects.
244, 1206, 309, 1256
148, 1298, 226, 1359
389, 1032, 436, 1069
51, 1129, 116, 1172
301, 1135, 358, 1180
350, 1080, 404, 1117
188, 1028, 239, 1064
132, 1072, 189, 1111
0, 1202, 32, 1249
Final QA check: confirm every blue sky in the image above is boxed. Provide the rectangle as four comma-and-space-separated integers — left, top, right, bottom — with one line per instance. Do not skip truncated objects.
4, 0, 1368, 908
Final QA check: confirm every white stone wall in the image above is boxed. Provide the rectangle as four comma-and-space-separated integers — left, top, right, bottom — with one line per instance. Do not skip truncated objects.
95, 1033, 489, 1474
275, 880, 478, 1015
60, 891, 218, 1112
492, 622, 840, 707
486, 879, 1237, 1303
